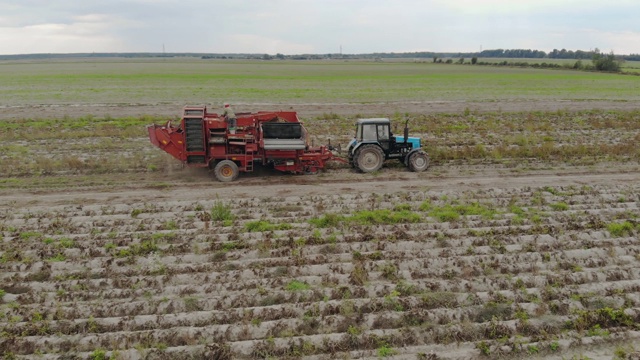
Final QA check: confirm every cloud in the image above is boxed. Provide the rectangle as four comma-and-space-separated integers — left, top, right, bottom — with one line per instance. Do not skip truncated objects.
582, 29, 640, 55
432, 0, 616, 15
0, 0, 638, 55
0, 13, 128, 54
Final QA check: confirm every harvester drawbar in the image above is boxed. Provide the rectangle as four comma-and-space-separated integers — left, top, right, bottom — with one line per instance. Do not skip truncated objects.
148, 106, 341, 182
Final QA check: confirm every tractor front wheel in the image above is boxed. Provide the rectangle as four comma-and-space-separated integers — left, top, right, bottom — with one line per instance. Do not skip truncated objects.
408, 151, 430, 172
214, 160, 239, 182
354, 144, 384, 173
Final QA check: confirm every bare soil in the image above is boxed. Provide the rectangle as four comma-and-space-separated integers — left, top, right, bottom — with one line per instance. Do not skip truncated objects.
1, 99, 639, 120
2, 162, 639, 209
2, 101, 640, 359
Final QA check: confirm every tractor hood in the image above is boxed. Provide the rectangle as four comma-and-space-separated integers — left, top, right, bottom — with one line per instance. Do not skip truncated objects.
396, 136, 421, 150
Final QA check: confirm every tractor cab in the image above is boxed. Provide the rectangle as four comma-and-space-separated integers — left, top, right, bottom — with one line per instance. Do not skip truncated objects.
355, 118, 392, 150
347, 118, 430, 173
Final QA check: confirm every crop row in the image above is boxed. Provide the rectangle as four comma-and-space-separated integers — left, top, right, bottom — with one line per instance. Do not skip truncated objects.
1, 183, 640, 358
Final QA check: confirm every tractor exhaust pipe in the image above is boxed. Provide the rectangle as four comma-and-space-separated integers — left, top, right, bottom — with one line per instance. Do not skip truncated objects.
403, 118, 410, 143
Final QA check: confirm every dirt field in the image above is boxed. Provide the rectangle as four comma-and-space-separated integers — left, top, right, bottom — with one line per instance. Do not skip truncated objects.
2, 99, 640, 121
2, 100, 640, 359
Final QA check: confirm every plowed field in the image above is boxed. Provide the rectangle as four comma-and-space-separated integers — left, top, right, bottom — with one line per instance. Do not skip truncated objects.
2, 164, 640, 359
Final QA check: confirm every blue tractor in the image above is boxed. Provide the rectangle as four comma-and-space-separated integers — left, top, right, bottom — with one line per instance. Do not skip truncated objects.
347, 118, 430, 173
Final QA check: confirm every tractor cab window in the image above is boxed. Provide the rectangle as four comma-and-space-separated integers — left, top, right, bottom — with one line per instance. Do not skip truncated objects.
361, 124, 377, 141
377, 124, 389, 140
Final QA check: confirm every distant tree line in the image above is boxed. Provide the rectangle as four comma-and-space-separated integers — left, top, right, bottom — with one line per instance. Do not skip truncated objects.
477, 49, 546, 58
460, 49, 623, 73
476, 48, 605, 60
548, 49, 595, 59
547, 49, 639, 61
368, 48, 640, 64
2, 48, 639, 64
622, 54, 640, 61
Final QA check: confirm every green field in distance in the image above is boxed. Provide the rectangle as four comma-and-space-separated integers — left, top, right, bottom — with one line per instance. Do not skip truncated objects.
1, 58, 639, 106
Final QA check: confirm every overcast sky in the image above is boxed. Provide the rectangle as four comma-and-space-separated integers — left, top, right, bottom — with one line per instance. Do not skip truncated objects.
1, 0, 639, 55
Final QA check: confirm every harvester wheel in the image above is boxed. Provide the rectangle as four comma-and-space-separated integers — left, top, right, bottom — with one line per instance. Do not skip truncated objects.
408, 151, 430, 172
354, 144, 384, 173
214, 160, 239, 182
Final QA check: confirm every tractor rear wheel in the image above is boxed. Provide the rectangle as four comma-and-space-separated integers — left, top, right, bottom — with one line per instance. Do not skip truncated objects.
408, 151, 430, 172
214, 160, 239, 182
354, 144, 384, 173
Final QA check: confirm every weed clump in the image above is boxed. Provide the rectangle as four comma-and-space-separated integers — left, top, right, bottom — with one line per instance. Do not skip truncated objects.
377, 343, 396, 357
211, 201, 235, 222
379, 262, 400, 280
309, 209, 420, 228
420, 200, 498, 222
550, 202, 569, 211
89, 349, 109, 360
352, 209, 421, 225
309, 213, 345, 228
476, 340, 491, 356
569, 307, 635, 332
244, 220, 292, 232
607, 221, 635, 237
286, 280, 311, 292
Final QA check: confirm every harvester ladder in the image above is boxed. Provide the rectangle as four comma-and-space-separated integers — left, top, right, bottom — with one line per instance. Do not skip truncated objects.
245, 154, 254, 172
244, 135, 255, 172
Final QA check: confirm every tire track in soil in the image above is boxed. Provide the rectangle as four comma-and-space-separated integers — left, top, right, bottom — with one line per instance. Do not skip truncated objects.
1, 167, 638, 209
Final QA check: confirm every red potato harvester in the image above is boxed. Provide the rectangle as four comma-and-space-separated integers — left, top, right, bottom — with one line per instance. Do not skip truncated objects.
148, 106, 344, 182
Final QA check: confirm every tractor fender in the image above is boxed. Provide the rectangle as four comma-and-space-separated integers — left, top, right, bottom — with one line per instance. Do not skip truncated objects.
350, 140, 381, 156
346, 138, 357, 156
404, 148, 427, 166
